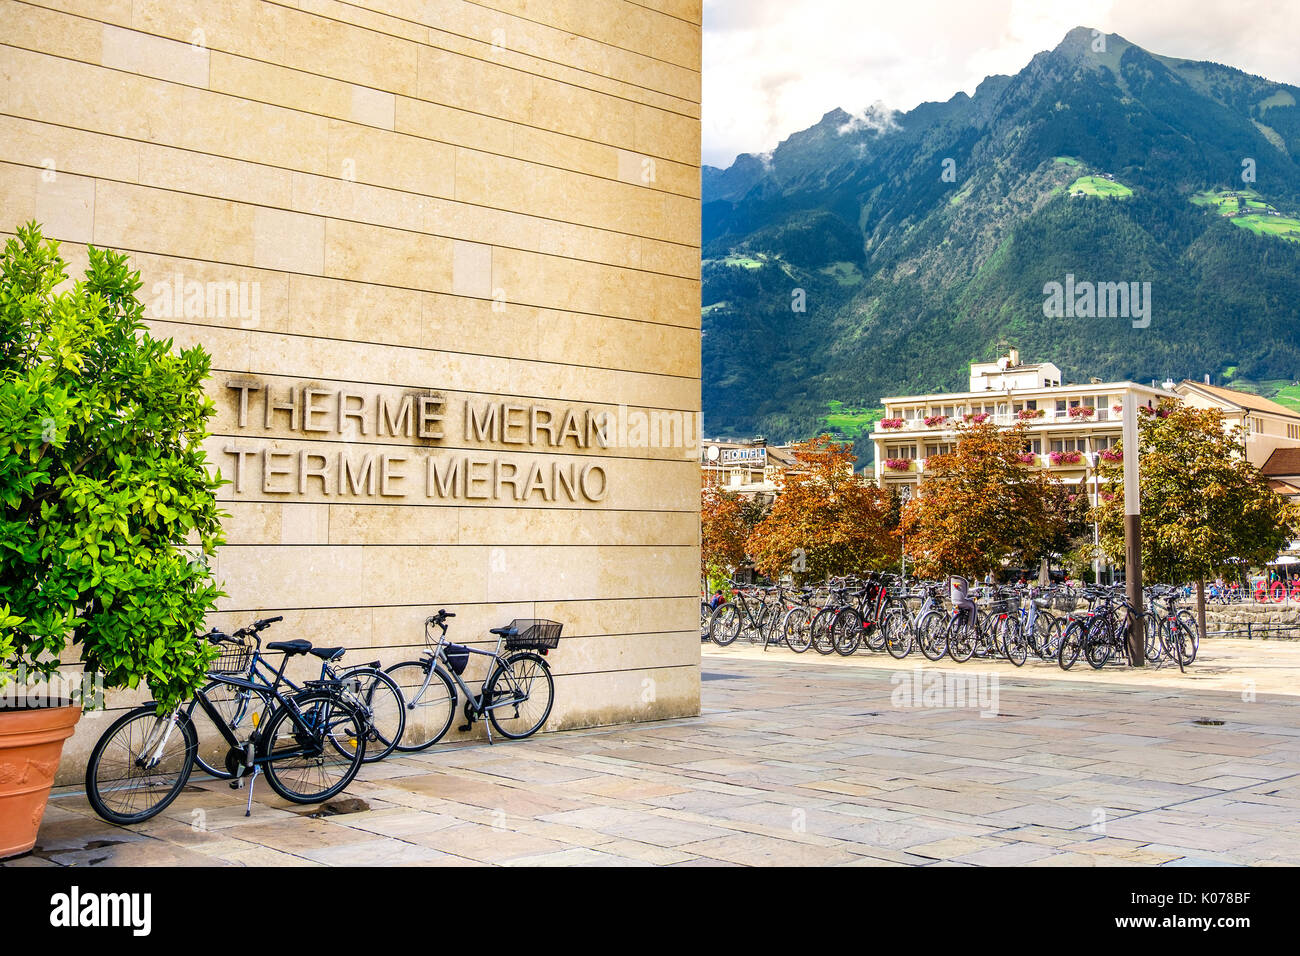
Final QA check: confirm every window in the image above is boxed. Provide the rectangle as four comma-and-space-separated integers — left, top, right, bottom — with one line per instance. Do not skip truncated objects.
886, 444, 917, 460
1093, 435, 1115, 451
1026, 399, 1038, 410
925, 443, 954, 457
1056, 399, 1067, 414
1023, 439, 1042, 454
1051, 437, 1085, 453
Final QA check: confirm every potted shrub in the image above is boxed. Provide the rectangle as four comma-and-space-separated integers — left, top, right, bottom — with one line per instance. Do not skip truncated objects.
0, 224, 224, 858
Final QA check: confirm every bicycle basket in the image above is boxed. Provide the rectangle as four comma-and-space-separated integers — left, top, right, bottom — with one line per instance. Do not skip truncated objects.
207, 635, 251, 676
445, 643, 471, 675
502, 619, 562, 650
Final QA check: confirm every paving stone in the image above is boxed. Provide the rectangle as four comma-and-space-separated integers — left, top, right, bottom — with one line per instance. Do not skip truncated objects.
15, 646, 1300, 867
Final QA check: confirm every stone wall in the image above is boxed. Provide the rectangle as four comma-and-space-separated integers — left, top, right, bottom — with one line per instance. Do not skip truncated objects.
0, 0, 703, 778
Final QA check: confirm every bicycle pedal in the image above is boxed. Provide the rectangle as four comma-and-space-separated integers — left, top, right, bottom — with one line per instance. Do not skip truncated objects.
456, 723, 471, 732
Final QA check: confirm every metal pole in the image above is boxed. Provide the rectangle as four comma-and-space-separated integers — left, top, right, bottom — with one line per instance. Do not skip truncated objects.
1123, 394, 1144, 665
1090, 438, 1101, 585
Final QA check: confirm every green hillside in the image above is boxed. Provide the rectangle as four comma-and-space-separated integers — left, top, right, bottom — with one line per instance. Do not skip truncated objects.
1068, 175, 1133, 198
702, 27, 1300, 442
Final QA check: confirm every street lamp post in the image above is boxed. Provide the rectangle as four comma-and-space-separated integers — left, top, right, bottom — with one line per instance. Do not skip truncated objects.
1122, 393, 1145, 665
899, 485, 911, 580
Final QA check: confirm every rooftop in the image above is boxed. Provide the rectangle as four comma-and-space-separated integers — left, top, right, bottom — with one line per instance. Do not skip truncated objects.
1263, 447, 1300, 477
1179, 380, 1300, 419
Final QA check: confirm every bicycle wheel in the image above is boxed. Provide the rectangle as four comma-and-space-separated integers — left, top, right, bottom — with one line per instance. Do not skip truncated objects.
1143, 612, 1163, 664
1084, 620, 1113, 669
261, 690, 366, 804
1166, 618, 1197, 668
947, 617, 976, 663
485, 652, 555, 740
917, 611, 947, 661
347, 667, 406, 762
385, 660, 457, 752
863, 612, 887, 652
751, 604, 778, 645
709, 603, 742, 646
1001, 616, 1027, 667
811, 608, 837, 655
884, 608, 914, 659
832, 608, 863, 656
1058, 620, 1084, 670
783, 607, 814, 653
190, 679, 264, 779
1175, 612, 1200, 663
1039, 616, 1064, 660
85, 706, 196, 825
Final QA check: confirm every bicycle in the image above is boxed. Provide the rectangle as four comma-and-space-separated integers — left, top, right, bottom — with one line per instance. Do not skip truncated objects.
708, 583, 769, 647
84, 624, 368, 825
189, 617, 406, 776
385, 609, 560, 750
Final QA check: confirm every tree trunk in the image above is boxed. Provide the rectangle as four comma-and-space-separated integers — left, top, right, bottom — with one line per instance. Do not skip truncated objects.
1196, 578, 1207, 643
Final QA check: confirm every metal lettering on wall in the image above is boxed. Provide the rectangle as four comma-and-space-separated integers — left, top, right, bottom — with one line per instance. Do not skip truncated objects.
218, 377, 610, 503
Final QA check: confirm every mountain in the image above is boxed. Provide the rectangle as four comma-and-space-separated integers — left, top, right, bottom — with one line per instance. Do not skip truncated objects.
702, 27, 1300, 456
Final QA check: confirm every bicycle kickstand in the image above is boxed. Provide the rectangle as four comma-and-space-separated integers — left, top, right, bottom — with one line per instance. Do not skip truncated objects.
243, 765, 261, 817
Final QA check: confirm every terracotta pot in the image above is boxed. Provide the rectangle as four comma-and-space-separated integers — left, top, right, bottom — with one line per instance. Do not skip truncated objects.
0, 701, 82, 859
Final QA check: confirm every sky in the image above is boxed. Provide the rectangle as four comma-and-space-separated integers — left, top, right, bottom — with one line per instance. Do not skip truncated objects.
702, 0, 1300, 168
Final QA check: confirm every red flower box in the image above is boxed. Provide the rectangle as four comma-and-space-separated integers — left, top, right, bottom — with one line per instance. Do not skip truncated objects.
880, 418, 904, 429
1099, 448, 1123, 462
924, 415, 947, 426
1018, 408, 1045, 420
1049, 450, 1082, 465
1016, 453, 1037, 465
1068, 406, 1095, 419
884, 458, 914, 472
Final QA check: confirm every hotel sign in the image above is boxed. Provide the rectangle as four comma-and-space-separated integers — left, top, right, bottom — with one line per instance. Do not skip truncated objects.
720, 447, 766, 465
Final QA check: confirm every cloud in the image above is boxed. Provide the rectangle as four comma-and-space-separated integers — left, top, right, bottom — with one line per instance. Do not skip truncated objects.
837, 101, 901, 137
703, 0, 1300, 169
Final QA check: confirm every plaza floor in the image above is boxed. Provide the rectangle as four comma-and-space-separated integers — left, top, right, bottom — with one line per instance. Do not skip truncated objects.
10, 639, 1300, 867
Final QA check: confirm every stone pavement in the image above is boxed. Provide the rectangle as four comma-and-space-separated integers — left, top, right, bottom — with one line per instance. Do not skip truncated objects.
9, 641, 1300, 867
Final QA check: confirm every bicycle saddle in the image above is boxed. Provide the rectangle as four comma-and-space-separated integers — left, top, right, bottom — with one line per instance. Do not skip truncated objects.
308, 646, 345, 661
490, 625, 516, 636
266, 639, 312, 656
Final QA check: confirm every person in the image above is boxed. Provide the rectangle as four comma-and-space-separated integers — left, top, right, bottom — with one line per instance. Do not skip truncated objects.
709, 590, 725, 610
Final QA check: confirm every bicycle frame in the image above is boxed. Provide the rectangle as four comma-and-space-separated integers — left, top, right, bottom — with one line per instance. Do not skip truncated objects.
404, 629, 538, 743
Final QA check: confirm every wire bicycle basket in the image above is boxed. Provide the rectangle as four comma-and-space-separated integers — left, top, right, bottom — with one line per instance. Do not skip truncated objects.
501, 619, 563, 651
206, 634, 251, 675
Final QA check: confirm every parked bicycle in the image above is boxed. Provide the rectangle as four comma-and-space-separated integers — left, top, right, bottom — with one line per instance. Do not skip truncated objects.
85, 620, 369, 824
385, 609, 560, 750
188, 616, 406, 775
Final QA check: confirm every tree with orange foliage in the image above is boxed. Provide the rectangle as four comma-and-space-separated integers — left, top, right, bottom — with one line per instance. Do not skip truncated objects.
746, 435, 896, 583
701, 484, 756, 587
900, 421, 1073, 579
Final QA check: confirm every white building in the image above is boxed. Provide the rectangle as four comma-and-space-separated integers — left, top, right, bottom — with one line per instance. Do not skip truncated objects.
871, 348, 1178, 494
